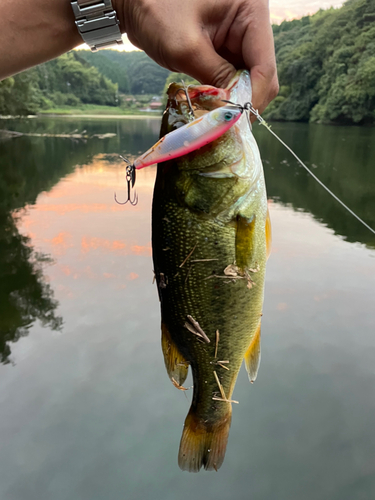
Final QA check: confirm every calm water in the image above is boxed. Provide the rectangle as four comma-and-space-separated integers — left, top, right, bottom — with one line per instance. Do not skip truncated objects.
0, 117, 374, 500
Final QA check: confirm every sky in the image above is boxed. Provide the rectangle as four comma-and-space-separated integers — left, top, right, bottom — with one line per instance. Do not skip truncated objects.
78, 0, 345, 52
269, 0, 345, 23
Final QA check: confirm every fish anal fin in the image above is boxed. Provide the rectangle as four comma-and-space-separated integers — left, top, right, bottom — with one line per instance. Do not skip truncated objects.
178, 409, 232, 472
265, 208, 272, 260
244, 321, 261, 383
161, 322, 189, 387
235, 214, 256, 270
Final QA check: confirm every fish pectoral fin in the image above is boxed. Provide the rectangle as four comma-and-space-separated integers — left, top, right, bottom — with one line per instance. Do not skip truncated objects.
178, 409, 232, 472
244, 321, 261, 383
161, 321, 189, 387
235, 214, 256, 270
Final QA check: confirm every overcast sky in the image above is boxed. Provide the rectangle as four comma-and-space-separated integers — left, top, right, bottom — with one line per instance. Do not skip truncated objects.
269, 0, 344, 22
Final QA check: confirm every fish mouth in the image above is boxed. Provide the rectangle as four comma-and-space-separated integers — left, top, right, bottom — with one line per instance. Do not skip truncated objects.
165, 72, 244, 127
162, 71, 253, 179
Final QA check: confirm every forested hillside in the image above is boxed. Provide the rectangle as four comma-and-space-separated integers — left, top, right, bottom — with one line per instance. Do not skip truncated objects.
0, 0, 374, 123
266, 0, 375, 124
0, 50, 171, 115
0, 52, 118, 115
79, 50, 170, 94
74, 51, 130, 93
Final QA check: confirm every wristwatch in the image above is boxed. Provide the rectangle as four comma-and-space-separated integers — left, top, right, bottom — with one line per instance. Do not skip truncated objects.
71, 0, 123, 51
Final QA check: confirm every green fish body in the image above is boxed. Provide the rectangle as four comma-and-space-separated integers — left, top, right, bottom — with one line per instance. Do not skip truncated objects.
152, 71, 271, 472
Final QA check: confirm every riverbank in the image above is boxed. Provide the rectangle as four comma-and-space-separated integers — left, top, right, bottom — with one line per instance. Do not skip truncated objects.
38, 114, 162, 119
38, 104, 162, 117
0, 113, 162, 121
38, 104, 161, 117
0, 104, 162, 119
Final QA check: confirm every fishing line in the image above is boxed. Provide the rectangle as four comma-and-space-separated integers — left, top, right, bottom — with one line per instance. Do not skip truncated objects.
244, 104, 375, 236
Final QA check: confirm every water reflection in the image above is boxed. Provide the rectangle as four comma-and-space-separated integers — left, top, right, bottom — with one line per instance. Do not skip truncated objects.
0, 117, 374, 499
0, 117, 161, 363
254, 123, 375, 247
0, 213, 62, 364
0, 136, 77, 363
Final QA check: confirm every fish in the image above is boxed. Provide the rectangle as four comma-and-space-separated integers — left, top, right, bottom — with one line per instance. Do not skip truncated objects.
152, 70, 271, 472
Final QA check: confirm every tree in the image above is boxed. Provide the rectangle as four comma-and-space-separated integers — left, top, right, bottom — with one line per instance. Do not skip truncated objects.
266, 0, 375, 125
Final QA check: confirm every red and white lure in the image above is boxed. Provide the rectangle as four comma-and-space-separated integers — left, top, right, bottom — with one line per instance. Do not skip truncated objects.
116, 105, 243, 205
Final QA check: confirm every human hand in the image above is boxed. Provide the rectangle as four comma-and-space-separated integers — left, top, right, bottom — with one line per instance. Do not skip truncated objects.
116, 0, 278, 115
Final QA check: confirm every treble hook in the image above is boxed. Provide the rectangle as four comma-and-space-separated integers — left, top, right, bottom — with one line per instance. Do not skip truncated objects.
173, 83, 195, 122
114, 156, 138, 206
181, 80, 195, 121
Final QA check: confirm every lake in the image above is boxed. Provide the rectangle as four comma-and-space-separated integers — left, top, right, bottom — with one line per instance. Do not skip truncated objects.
0, 116, 374, 500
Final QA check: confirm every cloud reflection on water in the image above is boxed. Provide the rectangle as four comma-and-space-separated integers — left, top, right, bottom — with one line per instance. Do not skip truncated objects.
0, 132, 374, 497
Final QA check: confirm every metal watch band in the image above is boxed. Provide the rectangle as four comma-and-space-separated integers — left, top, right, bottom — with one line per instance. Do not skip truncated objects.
71, 0, 123, 52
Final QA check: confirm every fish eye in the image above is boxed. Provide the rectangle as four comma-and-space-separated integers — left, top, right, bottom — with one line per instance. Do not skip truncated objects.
224, 112, 234, 121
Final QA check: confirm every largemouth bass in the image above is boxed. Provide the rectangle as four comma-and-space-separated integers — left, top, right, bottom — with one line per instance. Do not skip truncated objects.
152, 71, 271, 472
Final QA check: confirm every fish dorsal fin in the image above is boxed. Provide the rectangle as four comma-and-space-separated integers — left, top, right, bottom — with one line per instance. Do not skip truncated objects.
161, 321, 189, 388
244, 321, 261, 383
265, 208, 272, 260
235, 214, 256, 270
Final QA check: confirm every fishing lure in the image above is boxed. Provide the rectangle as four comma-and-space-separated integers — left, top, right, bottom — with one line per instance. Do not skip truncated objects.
115, 105, 243, 205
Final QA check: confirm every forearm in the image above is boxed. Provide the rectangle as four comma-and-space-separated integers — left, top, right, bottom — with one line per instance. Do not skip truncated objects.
0, 0, 125, 80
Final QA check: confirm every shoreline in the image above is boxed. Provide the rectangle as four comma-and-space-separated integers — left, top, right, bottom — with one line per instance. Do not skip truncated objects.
0, 113, 162, 120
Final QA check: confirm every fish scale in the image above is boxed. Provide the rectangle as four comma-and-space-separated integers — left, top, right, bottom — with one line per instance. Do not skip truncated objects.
154, 198, 265, 414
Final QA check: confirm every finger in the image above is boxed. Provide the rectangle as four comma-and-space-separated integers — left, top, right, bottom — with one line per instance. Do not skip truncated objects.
242, 3, 279, 114
217, 47, 245, 71
169, 32, 237, 88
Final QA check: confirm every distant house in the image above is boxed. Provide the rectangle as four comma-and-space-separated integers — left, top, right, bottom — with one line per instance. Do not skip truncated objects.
149, 101, 163, 110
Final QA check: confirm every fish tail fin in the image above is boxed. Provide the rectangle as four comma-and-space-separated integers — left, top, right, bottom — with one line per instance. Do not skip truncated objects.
178, 409, 232, 472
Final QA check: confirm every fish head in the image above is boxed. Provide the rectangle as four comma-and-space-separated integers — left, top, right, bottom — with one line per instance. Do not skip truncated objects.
160, 71, 265, 218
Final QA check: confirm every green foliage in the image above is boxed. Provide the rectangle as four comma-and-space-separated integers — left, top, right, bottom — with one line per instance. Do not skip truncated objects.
0, 52, 119, 115
0, 70, 43, 115
35, 52, 118, 106
90, 50, 170, 94
77, 50, 130, 93
2, 0, 374, 123
267, 0, 375, 124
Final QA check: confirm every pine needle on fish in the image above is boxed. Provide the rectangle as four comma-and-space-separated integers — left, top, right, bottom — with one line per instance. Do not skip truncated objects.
217, 363, 230, 371
190, 259, 218, 263
184, 265, 193, 286
212, 397, 239, 404
184, 315, 210, 343
213, 371, 226, 400
179, 244, 197, 268
171, 377, 189, 391
214, 330, 219, 359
